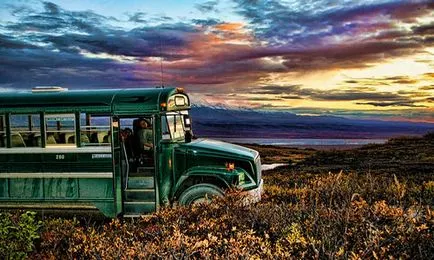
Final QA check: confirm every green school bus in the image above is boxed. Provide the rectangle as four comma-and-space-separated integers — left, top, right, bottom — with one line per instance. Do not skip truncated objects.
0, 87, 263, 217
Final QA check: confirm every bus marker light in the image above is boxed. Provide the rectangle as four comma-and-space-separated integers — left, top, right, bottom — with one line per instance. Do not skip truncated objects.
226, 162, 235, 171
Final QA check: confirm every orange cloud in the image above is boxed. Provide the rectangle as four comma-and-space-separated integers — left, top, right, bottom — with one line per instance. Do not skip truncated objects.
423, 73, 434, 79
214, 22, 244, 31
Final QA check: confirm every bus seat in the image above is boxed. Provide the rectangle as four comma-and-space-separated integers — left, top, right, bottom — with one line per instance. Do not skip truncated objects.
89, 132, 99, 143
67, 136, 75, 143
35, 136, 42, 147
30, 134, 41, 147
46, 134, 57, 145
11, 133, 26, 147
64, 133, 75, 144
53, 133, 61, 143
97, 131, 108, 143
80, 134, 90, 143
103, 134, 111, 143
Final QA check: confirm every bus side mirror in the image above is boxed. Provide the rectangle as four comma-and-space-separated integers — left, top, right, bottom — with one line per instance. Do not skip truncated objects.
185, 130, 192, 143
184, 115, 191, 131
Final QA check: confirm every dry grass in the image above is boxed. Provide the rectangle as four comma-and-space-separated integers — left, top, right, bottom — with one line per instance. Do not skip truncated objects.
5, 134, 434, 259
31, 171, 433, 259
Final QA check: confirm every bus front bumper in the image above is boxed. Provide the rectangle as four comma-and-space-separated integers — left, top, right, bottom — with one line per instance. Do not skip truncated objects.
241, 179, 264, 204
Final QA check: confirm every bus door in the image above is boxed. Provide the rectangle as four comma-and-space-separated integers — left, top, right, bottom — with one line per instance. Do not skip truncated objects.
118, 117, 157, 216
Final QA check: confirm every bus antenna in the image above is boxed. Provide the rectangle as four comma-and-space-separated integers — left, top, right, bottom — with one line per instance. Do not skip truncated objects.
159, 32, 164, 88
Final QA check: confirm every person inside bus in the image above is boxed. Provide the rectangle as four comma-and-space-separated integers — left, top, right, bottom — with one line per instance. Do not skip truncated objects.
137, 118, 153, 152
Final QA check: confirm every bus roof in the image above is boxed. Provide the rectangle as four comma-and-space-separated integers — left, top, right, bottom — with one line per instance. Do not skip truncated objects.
0, 87, 188, 114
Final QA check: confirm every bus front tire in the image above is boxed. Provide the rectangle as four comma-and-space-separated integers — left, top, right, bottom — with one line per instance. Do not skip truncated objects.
178, 184, 224, 206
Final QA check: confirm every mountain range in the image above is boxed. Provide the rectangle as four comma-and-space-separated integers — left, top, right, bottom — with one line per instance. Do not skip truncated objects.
190, 105, 434, 139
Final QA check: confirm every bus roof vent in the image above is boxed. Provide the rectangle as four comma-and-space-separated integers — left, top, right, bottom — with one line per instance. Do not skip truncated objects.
32, 86, 68, 93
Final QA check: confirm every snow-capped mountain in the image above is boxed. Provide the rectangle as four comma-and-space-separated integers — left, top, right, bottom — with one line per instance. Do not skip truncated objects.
190, 106, 434, 139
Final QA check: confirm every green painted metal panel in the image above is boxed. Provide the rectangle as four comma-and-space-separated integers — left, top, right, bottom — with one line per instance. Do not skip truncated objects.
159, 142, 175, 205
112, 149, 123, 216
78, 179, 114, 198
44, 178, 77, 198
0, 179, 7, 197
180, 139, 258, 161
94, 202, 116, 217
9, 179, 43, 198
124, 189, 155, 201
0, 88, 178, 113
127, 177, 154, 189
123, 202, 155, 214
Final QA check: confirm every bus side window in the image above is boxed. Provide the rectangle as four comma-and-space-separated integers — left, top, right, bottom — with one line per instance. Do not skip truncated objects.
45, 114, 75, 146
0, 115, 5, 147
10, 114, 41, 147
80, 113, 111, 146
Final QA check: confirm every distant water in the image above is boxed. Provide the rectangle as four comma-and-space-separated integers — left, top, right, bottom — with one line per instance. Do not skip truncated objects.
262, 163, 288, 171
216, 138, 387, 146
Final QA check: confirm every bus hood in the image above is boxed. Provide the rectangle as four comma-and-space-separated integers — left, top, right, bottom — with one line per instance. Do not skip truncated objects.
181, 138, 259, 160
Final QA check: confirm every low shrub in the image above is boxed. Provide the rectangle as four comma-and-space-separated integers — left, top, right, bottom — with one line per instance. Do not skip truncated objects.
5, 136, 433, 258
28, 171, 433, 259
0, 211, 42, 259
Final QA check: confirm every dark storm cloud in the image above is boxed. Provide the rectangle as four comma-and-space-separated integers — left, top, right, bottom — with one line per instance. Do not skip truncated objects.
339, 76, 424, 88
0, 44, 143, 89
0, 2, 195, 89
279, 41, 423, 71
0, 34, 36, 49
128, 12, 147, 23
42, 1, 60, 15
419, 85, 434, 91
5, 2, 117, 35
248, 97, 283, 101
149, 16, 173, 23
41, 22, 192, 58
191, 18, 221, 26
0, 1, 198, 89
228, 0, 433, 73
281, 95, 303, 100
356, 101, 426, 108
218, 38, 425, 73
252, 84, 420, 104
412, 22, 434, 35
0, 46, 118, 70
1, 0, 433, 95
252, 85, 303, 95
310, 91, 404, 102
234, 0, 433, 45
383, 76, 418, 85
195, 0, 220, 13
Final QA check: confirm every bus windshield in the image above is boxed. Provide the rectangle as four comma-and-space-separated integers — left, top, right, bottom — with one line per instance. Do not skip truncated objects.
162, 111, 188, 141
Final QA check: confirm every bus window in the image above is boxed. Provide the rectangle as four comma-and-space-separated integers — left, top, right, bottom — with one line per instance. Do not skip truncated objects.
45, 114, 75, 146
10, 114, 41, 147
80, 114, 111, 146
0, 115, 5, 147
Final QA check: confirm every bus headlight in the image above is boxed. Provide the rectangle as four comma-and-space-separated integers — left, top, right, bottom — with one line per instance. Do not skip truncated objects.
238, 172, 245, 184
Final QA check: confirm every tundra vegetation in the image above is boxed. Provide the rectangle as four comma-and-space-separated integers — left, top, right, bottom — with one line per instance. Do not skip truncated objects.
1, 133, 433, 259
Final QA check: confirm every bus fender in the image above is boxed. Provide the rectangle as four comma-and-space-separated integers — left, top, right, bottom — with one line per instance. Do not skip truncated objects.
172, 166, 236, 199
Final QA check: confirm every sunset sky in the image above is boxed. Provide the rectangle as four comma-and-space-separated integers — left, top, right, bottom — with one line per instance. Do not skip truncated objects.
0, 0, 433, 122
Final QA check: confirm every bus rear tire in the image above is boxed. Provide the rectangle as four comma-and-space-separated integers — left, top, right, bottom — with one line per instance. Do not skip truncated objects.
178, 184, 224, 206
